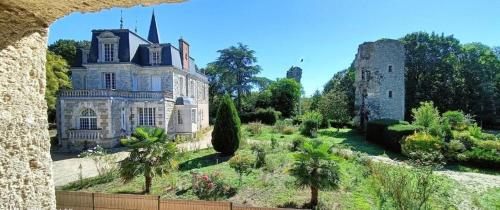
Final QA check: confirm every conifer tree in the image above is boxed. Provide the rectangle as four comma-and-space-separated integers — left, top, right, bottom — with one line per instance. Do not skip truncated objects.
211, 94, 241, 156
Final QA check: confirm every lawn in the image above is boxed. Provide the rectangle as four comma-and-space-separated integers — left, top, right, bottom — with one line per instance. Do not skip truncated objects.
60, 124, 499, 209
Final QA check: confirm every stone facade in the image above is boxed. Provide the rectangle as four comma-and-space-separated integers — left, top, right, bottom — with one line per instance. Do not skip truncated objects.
354, 39, 405, 128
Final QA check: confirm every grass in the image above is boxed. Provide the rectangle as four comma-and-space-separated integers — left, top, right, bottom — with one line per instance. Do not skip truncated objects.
60, 124, 500, 209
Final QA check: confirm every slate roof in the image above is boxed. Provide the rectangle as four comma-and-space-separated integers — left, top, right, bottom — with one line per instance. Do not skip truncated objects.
74, 13, 206, 80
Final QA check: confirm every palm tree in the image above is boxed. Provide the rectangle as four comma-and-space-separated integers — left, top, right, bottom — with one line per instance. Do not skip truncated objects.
289, 139, 340, 207
119, 127, 177, 194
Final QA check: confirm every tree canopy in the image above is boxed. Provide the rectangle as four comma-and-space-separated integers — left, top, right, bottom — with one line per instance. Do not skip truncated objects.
48, 39, 90, 66
46, 50, 71, 122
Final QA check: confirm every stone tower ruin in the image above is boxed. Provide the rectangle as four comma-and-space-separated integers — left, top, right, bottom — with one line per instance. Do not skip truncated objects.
354, 39, 405, 128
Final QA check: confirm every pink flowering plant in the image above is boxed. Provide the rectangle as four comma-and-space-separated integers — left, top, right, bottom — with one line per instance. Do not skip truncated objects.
190, 172, 233, 200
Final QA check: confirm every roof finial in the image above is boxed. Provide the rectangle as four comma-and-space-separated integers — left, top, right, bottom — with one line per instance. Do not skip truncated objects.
147, 9, 160, 43
120, 10, 124, 29
134, 19, 138, 33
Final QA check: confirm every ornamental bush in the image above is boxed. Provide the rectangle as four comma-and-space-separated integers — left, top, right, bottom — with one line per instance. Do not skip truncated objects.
212, 94, 241, 156
246, 121, 263, 136
402, 132, 444, 163
240, 108, 281, 125
442, 111, 468, 131
191, 172, 233, 200
366, 119, 419, 152
228, 152, 254, 185
300, 111, 323, 137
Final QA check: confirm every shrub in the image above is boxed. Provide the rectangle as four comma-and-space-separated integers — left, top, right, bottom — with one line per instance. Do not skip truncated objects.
79, 145, 117, 176
468, 123, 483, 139
228, 153, 254, 185
461, 147, 500, 169
300, 111, 323, 137
290, 136, 306, 151
452, 131, 476, 150
270, 136, 278, 149
254, 149, 266, 168
212, 94, 241, 156
442, 111, 468, 131
246, 121, 263, 136
411, 101, 441, 132
366, 119, 419, 152
274, 120, 287, 133
282, 127, 295, 135
476, 140, 500, 151
481, 133, 497, 141
443, 140, 466, 161
369, 162, 445, 210
402, 132, 444, 163
240, 108, 281, 125
191, 172, 233, 200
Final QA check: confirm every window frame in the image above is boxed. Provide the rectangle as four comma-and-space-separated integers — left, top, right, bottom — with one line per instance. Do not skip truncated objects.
104, 43, 114, 62
191, 108, 197, 124
177, 110, 183, 125
103, 72, 116, 90
138, 107, 156, 126
79, 108, 97, 130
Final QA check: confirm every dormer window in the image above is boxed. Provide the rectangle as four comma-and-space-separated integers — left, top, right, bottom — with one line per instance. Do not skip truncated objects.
97, 31, 119, 63
388, 65, 393, 72
152, 51, 160, 65
149, 45, 162, 65
104, 43, 114, 62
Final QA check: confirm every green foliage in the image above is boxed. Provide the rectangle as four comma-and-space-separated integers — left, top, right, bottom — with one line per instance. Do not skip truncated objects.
119, 127, 178, 194
48, 39, 90, 66
467, 123, 483, 139
191, 172, 234, 200
290, 136, 306, 152
369, 163, 445, 210
207, 43, 262, 111
240, 108, 280, 125
452, 131, 477, 149
267, 78, 302, 118
412, 101, 441, 133
444, 140, 466, 161
250, 144, 267, 168
366, 119, 419, 152
401, 32, 500, 127
228, 152, 254, 185
308, 89, 322, 112
402, 133, 444, 163
246, 121, 263, 136
45, 50, 71, 122
461, 147, 500, 169
318, 90, 350, 130
300, 111, 323, 137
61, 171, 117, 191
212, 95, 242, 156
289, 140, 340, 207
442, 111, 468, 131
322, 66, 356, 117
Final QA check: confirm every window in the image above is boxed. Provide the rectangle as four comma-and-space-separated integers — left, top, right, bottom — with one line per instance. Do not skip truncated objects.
104, 43, 114, 62
177, 110, 183, 125
138, 108, 155, 126
152, 51, 160, 65
80, 108, 97, 130
202, 86, 206, 100
190, 80, 195, 97
388, 91, 393, 98
179, 77, 184, 96
388, 65, 393, 72
104, 73, 116, 90
191, 109, 197, 124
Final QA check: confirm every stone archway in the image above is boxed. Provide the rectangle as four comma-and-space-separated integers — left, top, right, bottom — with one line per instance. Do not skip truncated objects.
0, 1, 183, 209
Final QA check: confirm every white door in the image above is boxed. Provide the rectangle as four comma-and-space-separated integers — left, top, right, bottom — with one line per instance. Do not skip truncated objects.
152, 76, 161, 91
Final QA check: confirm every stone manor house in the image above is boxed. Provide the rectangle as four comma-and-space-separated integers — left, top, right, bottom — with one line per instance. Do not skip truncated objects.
56, 12, 209, 150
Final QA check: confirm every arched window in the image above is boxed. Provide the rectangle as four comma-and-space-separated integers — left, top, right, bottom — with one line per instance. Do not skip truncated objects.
80, 108, 97, 130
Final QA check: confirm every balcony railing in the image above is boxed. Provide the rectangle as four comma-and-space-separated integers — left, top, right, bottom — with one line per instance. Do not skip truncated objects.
59, 89, 173, 99
67, 129, 102, 140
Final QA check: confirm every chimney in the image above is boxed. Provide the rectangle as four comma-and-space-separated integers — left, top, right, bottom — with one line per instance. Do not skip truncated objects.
179, 38, 190, 71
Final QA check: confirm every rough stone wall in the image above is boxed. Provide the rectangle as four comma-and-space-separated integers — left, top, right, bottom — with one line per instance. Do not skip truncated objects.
354, 39, 405, 126
0, 1, 184, 209
0, 31, 55, 209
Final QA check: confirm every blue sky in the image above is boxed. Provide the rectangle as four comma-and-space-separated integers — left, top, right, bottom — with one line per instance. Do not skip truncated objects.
49, 0, 500, 96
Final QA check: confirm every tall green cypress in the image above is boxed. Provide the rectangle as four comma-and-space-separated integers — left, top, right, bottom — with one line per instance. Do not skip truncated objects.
211, 94, 241, 156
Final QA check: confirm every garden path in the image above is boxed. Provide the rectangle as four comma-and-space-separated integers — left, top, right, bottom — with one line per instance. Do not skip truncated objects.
52, 130, 213, 187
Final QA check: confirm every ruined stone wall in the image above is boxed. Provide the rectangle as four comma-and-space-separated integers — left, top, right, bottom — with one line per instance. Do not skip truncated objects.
0, 1, 184, 209
354, 39, 405, 126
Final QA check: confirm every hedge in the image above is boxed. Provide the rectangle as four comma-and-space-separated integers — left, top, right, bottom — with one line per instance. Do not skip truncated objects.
366, 119, 420, 152
240, 108, 281, 125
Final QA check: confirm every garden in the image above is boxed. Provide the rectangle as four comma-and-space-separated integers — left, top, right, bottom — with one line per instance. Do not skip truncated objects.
60, 96, 499, 210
